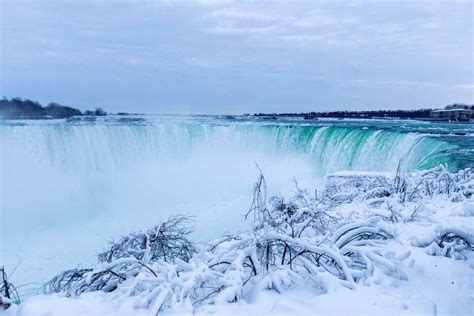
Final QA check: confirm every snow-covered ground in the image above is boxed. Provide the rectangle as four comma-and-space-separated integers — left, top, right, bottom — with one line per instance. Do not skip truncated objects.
2, 167, 473, 315
5, 249, 473, 316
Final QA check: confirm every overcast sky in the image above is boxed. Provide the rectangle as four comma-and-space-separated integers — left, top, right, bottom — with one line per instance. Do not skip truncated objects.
1, 0, 472, 114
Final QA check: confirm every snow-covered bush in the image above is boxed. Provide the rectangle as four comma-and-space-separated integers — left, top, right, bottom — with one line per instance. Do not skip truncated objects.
329, 165, 472, 204
42, 268, 92, 294
98, 215, 195, 263
331, 166, 474, 261
412, 227, 474, 260
43, 215, 195, 296
41, 166, 473, 313
1, 266, 20, 310
43, 176, 411, 312
328, 165, 474, 223
426, 229, 474, 260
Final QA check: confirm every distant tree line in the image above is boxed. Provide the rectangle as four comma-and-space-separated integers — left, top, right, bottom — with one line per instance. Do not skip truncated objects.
253, 103, 474, 120
300, 109, 433, 119
0, 97, 107, 119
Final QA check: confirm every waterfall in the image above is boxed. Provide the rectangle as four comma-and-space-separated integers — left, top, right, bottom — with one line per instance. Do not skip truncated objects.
0, 117, 466, 294
0, 122, 459, 175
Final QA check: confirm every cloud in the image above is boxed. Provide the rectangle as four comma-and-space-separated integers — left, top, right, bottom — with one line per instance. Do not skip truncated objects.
192, 0, 233, 6
1, 0, 472, 112
198, 1, 472, 55
184, 57, 222, 68
209, 25, 281, 36
209, 9, 279, 22
290, 9, 354, 28
450, 85, 474, 91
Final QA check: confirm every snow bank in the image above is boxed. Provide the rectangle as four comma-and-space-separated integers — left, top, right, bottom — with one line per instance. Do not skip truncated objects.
2, 166, 473, 315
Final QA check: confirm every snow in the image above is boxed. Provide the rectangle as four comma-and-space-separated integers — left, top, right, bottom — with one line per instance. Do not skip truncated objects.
2, 167, 474, 315
5, 253, 473, 316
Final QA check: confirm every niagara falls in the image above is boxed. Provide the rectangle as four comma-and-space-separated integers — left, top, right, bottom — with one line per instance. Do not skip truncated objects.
1, 1, 473, 316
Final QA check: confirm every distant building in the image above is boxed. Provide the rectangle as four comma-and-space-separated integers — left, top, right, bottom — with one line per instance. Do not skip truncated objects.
429, 107, 473, 122
444, 104, 474, 110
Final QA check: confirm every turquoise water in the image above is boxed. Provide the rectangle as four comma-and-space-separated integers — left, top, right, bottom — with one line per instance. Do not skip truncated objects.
1, 115, 472, 174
